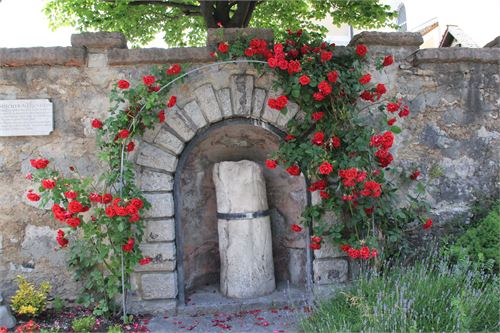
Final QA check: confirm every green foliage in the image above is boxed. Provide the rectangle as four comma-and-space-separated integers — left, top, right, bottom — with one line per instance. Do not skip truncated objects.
107, 324, 124, 333
51, 296, 65, 313
43, 0, 396, 47
302, 259, 500, 332
71, 316, 96, 333
40, 329, 61, 333
10, 276, 51, 317
443, 202, 500, 270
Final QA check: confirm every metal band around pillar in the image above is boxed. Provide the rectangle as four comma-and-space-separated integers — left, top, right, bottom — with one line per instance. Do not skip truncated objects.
217, 209, 270, 220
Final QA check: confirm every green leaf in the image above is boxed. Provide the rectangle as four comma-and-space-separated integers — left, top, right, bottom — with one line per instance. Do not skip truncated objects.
390, 126, 402, 134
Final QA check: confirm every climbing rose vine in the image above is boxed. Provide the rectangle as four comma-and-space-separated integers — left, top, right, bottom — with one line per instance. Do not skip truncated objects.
26, 29, 432, 316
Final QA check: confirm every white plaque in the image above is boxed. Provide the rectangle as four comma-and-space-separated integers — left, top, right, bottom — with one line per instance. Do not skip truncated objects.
0, 99, 53, 136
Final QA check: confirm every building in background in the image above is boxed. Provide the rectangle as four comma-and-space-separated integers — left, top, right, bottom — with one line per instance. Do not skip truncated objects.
324, 0, 499, 48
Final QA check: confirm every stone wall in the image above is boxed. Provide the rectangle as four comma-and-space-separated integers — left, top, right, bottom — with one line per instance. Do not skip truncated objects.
0, 30, 498, 313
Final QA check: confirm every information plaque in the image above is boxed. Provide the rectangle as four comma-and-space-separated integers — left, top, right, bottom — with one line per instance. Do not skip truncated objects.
0, 99, 53, 136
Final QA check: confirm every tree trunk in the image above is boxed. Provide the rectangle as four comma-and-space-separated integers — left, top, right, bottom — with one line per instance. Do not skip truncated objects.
199, 0, 258, 28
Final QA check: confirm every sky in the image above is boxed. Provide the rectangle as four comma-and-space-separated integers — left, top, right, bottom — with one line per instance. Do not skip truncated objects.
0, 0, 498, 48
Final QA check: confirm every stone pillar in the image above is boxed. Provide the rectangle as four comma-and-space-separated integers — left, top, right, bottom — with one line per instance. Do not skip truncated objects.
213, 160, 276, 298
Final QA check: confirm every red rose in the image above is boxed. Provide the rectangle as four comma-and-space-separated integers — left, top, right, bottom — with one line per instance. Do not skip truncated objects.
287, 60, 302, 74
89, 193, 102, 203
327, 71, 338, 83
117, 129, 129, 139
65, 191, 77, 199
142, 75, 155, 87
139, 257, 152, 265
313, 92, 325, 101
66, 217, 81, 228
348, 248, 360, 259
102, 193, 113, 204
298, 74, 311, 86
291, 224, 302, 232
387, 117, 397, 126
318, 161, 333, 175
360, 246, 370, 259
30, 159, 49, 169
311, 112, 324, 121
284, 134, 296, 141
423, 219, 433, 230
410, 170, 420, 180
122, 238, 135, 252
115, 206, 128, 217
364, 207, 374, 215
320, 50, 332, 62
375, 83, 387, 96
130, 198, 144, 209
383, 55, 394, 67
129, 214, 140, 223
398, 105, 410, 118
27, 191, 40, 202
91, 119, 103, 129
360, 90, 374, 102
267, 57, 277, 68
359, 74, 371, 85
158, 110, 166, 123
318, 80, 332, 95
356, 171, 367, 183
117, 80, 130, 89
68, 201, 83, 214
126, 141, 135, 152
25, 172, 33, 180
319, 191, 330, 199
265, 159, 278, 169
375, 149, 393, 168
210, 51, 216, 58
218, 42, 229, 53
105, 206, 116, 218
42, 179, 56, 189
360, 181, 382, 198
286, 165, 301, 176
387, 102, 400, 113
340, 244, 351, 252
166, 63, 181, 75
356, 44, 367, 57
167, 96, 176, 108
311, 236, 322, 243
126, 204, 139, 215
56, 230, 68, 248
311, 132, 324, 145
307, 179, 327, 192
371, 248, 378, 258
309, 243, 321, 250
331, 136, 341, 148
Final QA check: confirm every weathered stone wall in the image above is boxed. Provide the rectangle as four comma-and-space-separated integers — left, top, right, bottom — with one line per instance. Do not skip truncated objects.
0, 30, 498, 313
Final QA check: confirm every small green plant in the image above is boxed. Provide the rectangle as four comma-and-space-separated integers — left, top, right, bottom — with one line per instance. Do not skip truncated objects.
11, 276, 51, 317
302, 259, 499, 332
51, 296, 65, 313
107, 324, 124, 333
71, 316, 96, 333
443, 202, 500, 270
40, 328, 60, 333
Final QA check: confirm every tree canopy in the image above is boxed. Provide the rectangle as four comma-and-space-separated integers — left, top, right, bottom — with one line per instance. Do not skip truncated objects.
44, 0, 397, 47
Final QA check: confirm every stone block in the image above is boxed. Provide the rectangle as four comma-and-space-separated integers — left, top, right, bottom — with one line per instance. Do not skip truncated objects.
21, 225, 65, 266
412, 48, 500, 65
182, 100, 207, 129
145, 219, 175, 242
154, 128, 184, 155
135, 242, 176, 272
165, 107, 196, 142
138, 169, 173, 192
313, 258, 348, 284
128, 298, 176, 315
107, 47, 211, 66
349, 31, 423, 47
314, 241, 344, 259
261, 90, 282, 125
71, 32, 127, 49
136, 142, 177, 172
252, 88, 267, 118
194, 84, 222, 123
0, 47, 85, 67
276, 101, 299, 128
143, 193, 174, 218
87, 53, 108, 68
216, 88, 232, 118
141, 272, 178, 300
230, 75, 254, 116
207, 28, 274, 47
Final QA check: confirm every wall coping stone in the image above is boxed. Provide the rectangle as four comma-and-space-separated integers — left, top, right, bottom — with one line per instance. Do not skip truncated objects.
483, 36, 500, 48
71, 32, 127, 50
107, 47, 212, 66
207, 28, 274, 47
412, 48, 500, 65
0, 47, 86, 67
349, 31, 423, 47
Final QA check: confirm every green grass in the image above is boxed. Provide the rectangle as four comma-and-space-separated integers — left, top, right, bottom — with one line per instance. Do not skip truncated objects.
302, 259, 499, 332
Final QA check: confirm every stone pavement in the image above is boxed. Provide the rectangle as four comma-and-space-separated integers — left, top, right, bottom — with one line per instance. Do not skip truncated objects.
147, 305, 309, 333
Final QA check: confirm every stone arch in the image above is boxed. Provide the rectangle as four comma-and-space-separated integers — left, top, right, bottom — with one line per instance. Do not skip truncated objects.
128, 64, 309, 313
